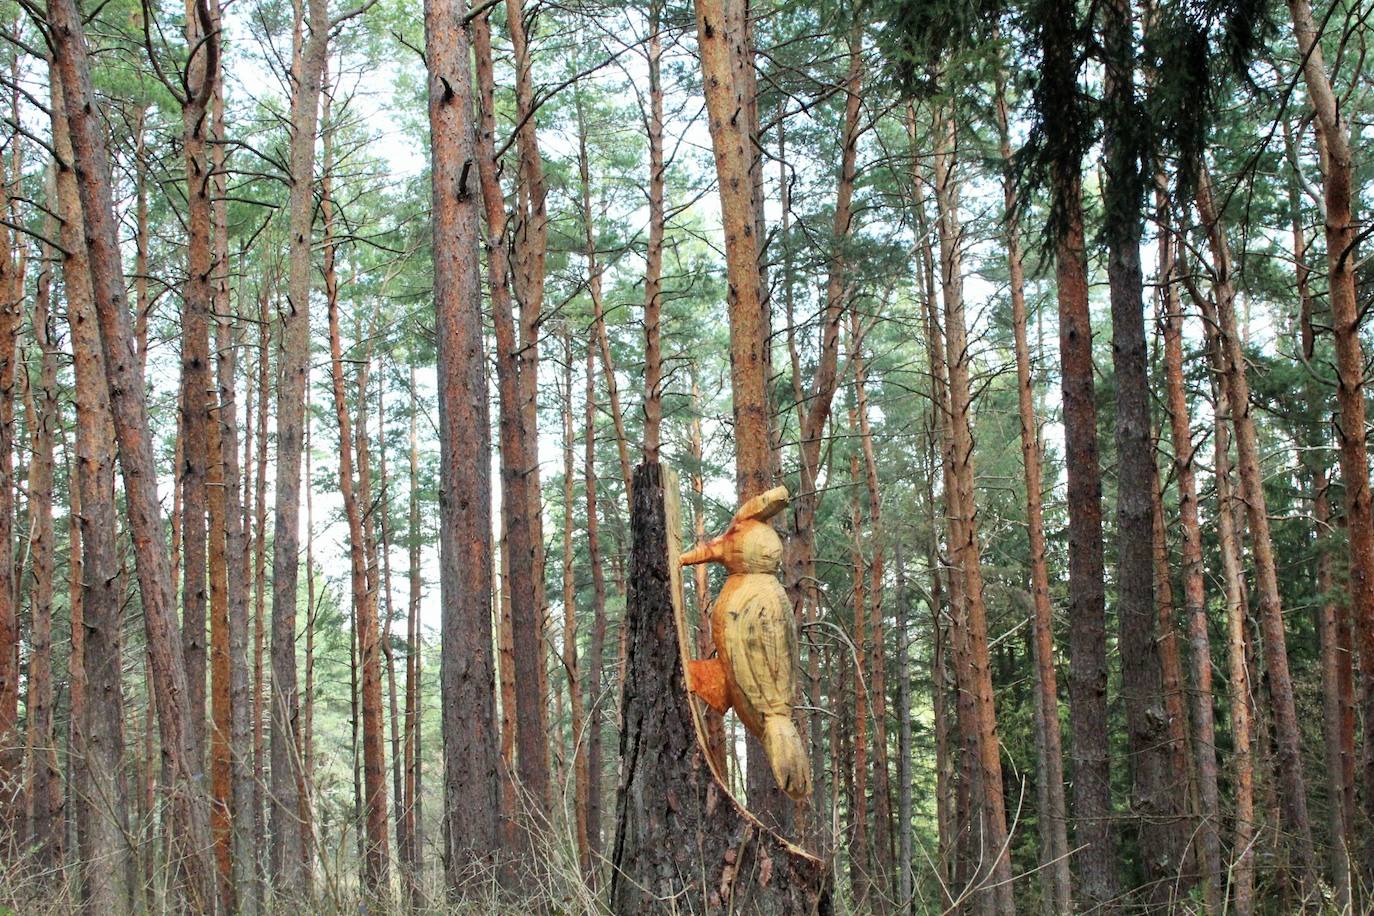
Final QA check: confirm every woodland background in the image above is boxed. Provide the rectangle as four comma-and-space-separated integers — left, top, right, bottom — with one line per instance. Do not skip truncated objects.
0, 0, 1370, 911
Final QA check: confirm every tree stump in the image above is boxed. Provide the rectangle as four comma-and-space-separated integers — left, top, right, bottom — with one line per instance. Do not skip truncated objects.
611, 462, 831, 915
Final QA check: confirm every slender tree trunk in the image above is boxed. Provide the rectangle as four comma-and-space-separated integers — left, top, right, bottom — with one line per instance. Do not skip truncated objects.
1056, 140, 1118, 916
179, 0, 219, 777
1101, 2, 1187, 901
642, 0, 665, 462
1195, 168, 1317, 890
423, 0, 502, 888
996, 72, 1072, 914
1200, 303, 1255, 916
251, 274, 270, 905
52, 68, 130, 913
557, 330, 590, 876
1285, 0, 1374, 857
932, 108, 1014, 913
269, 0, 329, 884
1156, 181, 1221, 911
851, 309, 893, 891
323, 147, 389, 894
583, 340, 609, 870
894, 547, 913, 913
471, 8, 547, 838
504, 0, 551, 817
0, 47, 24, 842
847, 436, 870, 905
1287, 119, 1355, 904
48, 6, 219, 906
401, 363, 423, 908
26, 200, 61, 874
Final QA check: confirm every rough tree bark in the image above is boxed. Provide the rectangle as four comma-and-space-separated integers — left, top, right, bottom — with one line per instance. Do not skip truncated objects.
26, 195, 61, 873
51, 67, 130, 913
423, 0, 502, 891
269, 0, 329, 884
47, 0, 217, 905
610, 463, 830, 914
1101, 0, 1183, 897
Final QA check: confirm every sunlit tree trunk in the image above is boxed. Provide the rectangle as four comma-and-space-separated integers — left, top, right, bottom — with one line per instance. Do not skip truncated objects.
323, 137, 389, 893
1198, 295, 1255, 916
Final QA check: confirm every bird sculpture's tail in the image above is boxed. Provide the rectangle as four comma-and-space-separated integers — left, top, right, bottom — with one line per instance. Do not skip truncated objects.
762, 715, 811, 801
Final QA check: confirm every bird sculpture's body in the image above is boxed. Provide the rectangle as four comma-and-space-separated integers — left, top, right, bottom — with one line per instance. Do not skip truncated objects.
681, 486, 811, 800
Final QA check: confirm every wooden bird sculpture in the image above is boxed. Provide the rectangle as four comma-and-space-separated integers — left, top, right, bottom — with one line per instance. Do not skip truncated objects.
681, 485, 811, 800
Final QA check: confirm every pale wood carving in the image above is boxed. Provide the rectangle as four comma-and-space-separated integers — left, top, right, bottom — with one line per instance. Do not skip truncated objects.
681, 485, 811, 799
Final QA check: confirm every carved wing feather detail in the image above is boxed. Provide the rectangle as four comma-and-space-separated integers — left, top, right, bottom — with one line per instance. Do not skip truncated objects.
722, 577, 797, 719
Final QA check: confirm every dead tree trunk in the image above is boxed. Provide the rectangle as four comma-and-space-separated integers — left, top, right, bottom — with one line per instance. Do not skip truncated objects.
610, 463, 831, 915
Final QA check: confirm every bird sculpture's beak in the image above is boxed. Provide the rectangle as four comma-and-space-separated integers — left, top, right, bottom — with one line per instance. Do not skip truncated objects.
681, 535, 725, 566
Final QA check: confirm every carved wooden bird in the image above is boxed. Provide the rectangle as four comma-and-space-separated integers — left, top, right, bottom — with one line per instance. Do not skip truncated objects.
681, 485, 811, 800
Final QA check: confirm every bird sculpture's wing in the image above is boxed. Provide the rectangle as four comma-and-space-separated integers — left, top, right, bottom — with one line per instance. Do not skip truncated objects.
722, 578, 797, 720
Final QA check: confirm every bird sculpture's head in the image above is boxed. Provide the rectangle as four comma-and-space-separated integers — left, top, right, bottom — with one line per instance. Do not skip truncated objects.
681, 486, 789, 575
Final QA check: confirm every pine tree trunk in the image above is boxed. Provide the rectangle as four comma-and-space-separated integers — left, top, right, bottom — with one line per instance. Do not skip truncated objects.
323, 149, 390, 894
1201, 305, 1255, 916
424, 0, 502, 888
560, 330, 591, 876
0, 68, 21, 843
995, 73, 1072, 913
400, 364, 423, 907
1156, 181, 1221, 912
26, 202, 62, 873
269, 0, 329, 883
584, 341, 609, 870
51, 68, 130, 913
179, 0, 218, 778
49, 6, 219, 906
851, 310, 893, 892
1053, 143, 1118, 915
642, 0, 665, 462
1195, 168, 1317, 890
1285, 0, 1374, 858
894, 547, 914, 913
1101, 2, 1186, 899
847, 440, 870, 905
471, 9, 547, 840
932, 110, 1014, 913
251, 275, 270, 906
504, 0, 551, 817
